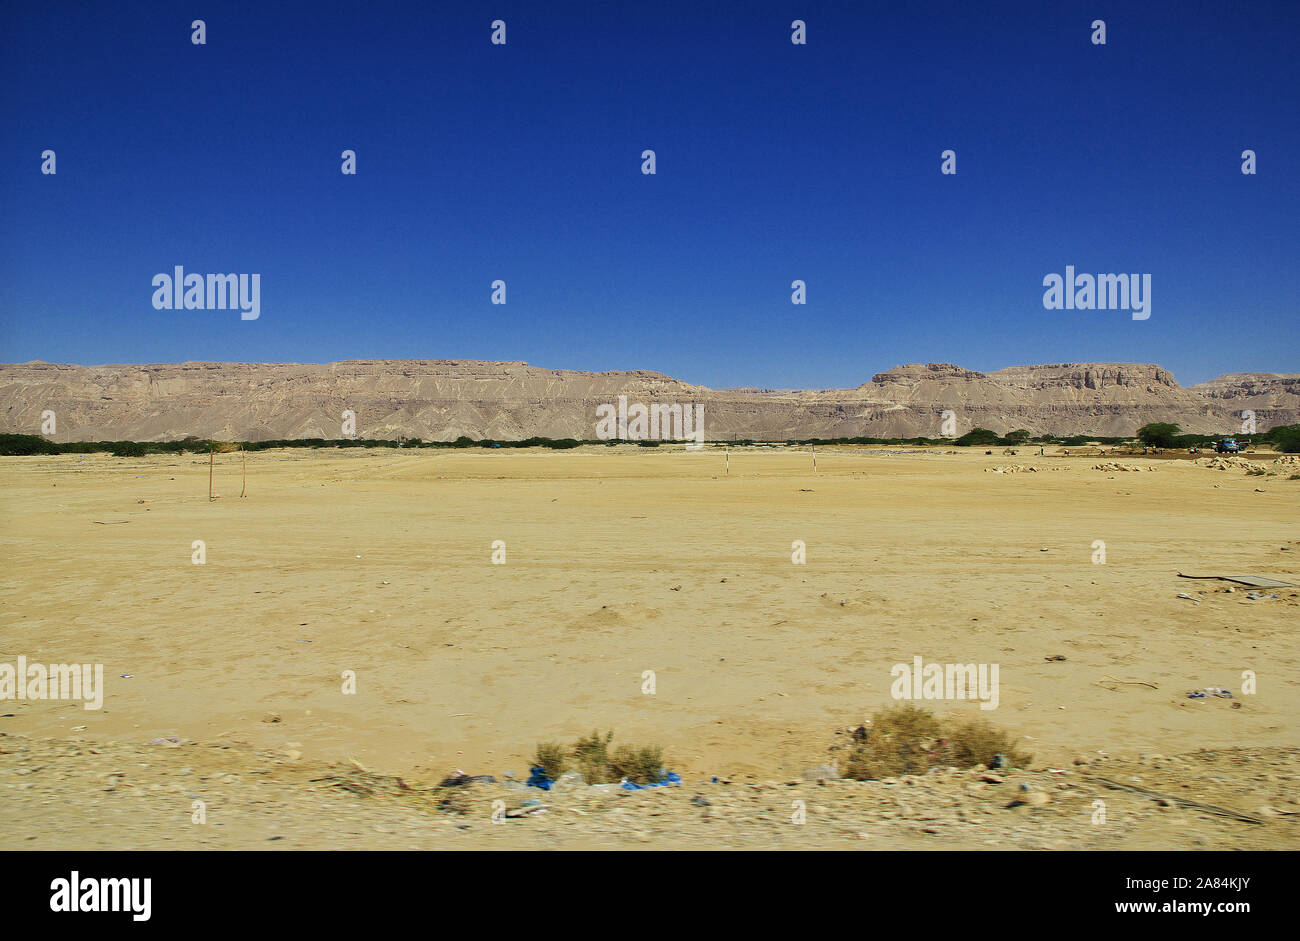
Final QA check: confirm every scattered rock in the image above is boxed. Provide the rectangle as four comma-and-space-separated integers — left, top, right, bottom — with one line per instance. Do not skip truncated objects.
438, 773, 497, 787
1092, 462, 1154, 472
803, 764, 840, 782
552, 770, 587, 792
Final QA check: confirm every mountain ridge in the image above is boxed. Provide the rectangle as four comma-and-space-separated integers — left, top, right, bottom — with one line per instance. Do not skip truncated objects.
2, 359, 1295, 442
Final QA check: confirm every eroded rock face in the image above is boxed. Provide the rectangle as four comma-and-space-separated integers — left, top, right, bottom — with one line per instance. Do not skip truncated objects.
1184, 373, 1300, 433
869, 363, 990, 384
1, 359, 1294, 442
1190, 372, 1300, 397
990, 363, 1179, 391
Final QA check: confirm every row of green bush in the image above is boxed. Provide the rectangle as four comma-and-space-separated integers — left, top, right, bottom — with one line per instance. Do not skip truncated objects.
795, 430, 1137, 448
0, 433, 591, 456
5, 423, 1298, 456
1137, 422, 1300, 452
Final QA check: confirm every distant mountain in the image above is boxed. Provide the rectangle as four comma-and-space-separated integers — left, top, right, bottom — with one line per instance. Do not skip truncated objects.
1, 359, 1295, 442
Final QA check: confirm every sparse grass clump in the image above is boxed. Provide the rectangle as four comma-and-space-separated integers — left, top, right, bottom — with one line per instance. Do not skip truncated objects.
840, 704, 1031, 780
533, 731, 667, 785
608, 744, 665, 784
944, 715, 1033, 770
572, 730, 615, 782
841, 704, 943, 779
533, 741, 569, 781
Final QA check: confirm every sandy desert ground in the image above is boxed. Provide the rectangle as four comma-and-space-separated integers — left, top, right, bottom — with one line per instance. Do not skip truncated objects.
1, 445, 1297, 849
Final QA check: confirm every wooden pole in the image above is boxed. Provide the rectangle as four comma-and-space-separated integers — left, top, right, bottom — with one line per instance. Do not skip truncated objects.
725, 446, 729, 476
208, 446, 214, 502
812, 444, 817, 474
240, 447, 247, 498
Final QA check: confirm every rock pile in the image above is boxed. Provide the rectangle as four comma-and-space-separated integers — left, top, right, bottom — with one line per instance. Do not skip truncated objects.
1092, 462, 1155, 472
1196, 456, 1263, 472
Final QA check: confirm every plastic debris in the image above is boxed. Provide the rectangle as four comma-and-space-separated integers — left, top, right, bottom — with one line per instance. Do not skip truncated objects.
525, 766, 554, 790
527, 766, 682, 790
621, 771, 682, 790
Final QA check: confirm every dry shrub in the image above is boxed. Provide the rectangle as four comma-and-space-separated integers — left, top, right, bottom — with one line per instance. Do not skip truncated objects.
842, 703, 944, 779
841, 704, 1031, 780
533, 741, 568, 781
944, 715, 1033, 770
608, 744, 665, 786
572, 730, 615, 783
534, 731, 666, 785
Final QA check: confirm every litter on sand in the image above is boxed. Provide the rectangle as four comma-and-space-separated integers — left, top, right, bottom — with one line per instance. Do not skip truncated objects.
525, 766, 554, 789
1098, 676, 1159, 691
439, 772, 496, 787
1085, 776, 1263, 825
526, 766, 682, 790
621, 772, 683, 790
1176, 573, 1297, 588
1187, 687, 1233, 699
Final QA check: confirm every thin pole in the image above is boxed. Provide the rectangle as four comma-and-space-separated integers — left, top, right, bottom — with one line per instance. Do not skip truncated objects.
208, 446, 214, 502
240, 447, 247, 498
812, 444, 817, 474
725, 446, 729, 476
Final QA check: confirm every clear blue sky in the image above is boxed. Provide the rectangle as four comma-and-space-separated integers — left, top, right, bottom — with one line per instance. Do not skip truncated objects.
2, 0, 1296, 388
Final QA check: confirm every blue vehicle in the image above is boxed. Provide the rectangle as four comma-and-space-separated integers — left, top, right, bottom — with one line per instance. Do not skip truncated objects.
1215, 437, 1243, 454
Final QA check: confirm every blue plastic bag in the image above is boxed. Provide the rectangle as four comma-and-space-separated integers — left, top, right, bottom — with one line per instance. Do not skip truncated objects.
621, 771, 682, 790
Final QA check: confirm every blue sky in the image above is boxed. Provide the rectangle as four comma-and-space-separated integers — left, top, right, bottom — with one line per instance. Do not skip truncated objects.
1, 0, 1296, 388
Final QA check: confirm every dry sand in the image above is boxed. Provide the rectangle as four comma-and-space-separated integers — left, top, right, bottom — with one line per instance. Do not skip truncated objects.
1, 445, 1297, 849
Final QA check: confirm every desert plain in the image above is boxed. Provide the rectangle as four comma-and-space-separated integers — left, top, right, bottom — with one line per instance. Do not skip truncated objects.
1, 444, 1297, 849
